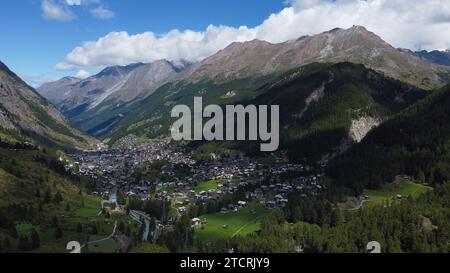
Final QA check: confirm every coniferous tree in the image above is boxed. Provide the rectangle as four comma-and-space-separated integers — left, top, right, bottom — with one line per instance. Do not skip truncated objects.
53, 191, 63, 205
54, 227, 63, 239
30, 228, 40, 249
76, 223, 83, 233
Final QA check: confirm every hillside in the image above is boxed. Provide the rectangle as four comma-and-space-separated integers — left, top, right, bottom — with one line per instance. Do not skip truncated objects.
108, 63, 427, 164
106, 73, 274, 143
37, 60, 190, 137
0, 62, 110, 253
243, 62, 428, 162
328, 84, 450, 194
0, 61, 92, 149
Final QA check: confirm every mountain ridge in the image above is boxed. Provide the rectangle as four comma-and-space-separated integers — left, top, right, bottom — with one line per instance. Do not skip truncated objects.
178, 26, 450, 89
38, 26, 450, 140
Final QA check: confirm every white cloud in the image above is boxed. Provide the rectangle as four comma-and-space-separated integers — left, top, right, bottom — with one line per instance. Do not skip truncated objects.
41, 0, 113, 22
65, 0, 93, 6
90, 5, 114, 19
75, 70, 91, 79
21, 74, 59, 88
41, 0, 75, 22
56, 0, 450, 70
54, 62, 78, 71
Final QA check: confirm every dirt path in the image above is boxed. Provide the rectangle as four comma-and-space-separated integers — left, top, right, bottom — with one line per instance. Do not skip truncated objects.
231, 216, 263, 238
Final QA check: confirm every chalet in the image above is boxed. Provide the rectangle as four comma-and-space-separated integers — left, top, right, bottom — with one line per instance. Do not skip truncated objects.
238, 201, 247, 207
266, 201, 276, 209
192, 218, 201, 226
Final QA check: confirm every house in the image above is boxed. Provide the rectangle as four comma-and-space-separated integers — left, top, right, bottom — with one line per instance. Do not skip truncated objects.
274, 195, 284, 201
192, 218, 201, 226
238, 201, 247, 207
228, 204, 238, 211
266, 201, 276, 209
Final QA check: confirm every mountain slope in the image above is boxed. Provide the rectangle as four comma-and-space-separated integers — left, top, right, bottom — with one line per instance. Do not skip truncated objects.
37, 76, 81, 105
235, 62, 428, 161
328, 84, 450, 194
0, 62, 103, 253
109, 63, 427, 162
0, 61, 92, 149
38, 60, 189, 137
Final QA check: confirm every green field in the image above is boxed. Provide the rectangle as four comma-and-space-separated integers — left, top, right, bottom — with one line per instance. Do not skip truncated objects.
195, 180, 220, 193
72, 195, 103, 218
363, 179, 432, 208
195, 203, 269, 242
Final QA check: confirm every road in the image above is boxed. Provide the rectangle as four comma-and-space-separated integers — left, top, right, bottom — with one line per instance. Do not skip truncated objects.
130, 210, 151, 241
81, 221, 118, 250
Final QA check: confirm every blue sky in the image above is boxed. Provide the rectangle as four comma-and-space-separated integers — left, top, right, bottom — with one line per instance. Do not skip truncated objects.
0, 0, 285, 85
1, 1, 450, 87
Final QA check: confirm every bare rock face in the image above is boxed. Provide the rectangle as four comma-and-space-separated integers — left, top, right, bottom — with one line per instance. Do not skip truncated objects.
294, 71, 335, 120
349, 116, 382, 143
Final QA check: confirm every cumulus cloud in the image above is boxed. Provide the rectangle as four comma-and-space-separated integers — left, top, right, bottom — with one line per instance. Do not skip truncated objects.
90, 5, 114, 19
21, 74, 60, 88
41, 0, 75, 22
75, 70, 91, 79
41, 0, 113, 22
65, 0, 95, 5
56, 0, 450, 70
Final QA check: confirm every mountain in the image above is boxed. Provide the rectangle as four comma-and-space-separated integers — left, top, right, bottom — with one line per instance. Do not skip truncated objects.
0, 61, 106, 253
41, 62, 146, 115
406, 49, 450, 67
38, 26, 450, 141
37, 76, 81, 105
37, 60, 189, 137
244, 62, 428, 162
0, 61, 91, 149
181, 26, 450, 89
328, 83, 450, 194
108, 63, 427, 161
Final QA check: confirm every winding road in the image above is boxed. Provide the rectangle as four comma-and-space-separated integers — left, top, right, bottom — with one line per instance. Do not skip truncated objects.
81, 221, 118, 250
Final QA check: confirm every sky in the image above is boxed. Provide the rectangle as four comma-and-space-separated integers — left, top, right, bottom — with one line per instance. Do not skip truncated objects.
1, 0, 450, 87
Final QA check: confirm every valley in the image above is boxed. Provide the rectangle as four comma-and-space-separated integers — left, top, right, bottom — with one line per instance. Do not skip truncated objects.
1, 24, 450, 254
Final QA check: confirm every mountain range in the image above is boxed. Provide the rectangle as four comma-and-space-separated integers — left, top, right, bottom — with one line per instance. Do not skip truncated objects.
38, 60, 189, 137
2, 24, 450, 254
38, 26, 450, 140
399, 49, 450, 67
180, 26, 450, 88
